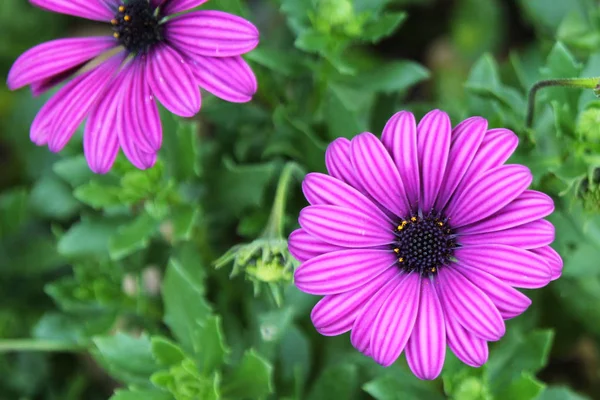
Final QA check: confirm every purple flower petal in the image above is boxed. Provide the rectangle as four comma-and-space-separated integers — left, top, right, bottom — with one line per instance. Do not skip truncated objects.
294, 249, 397, 295
441, 296, 489, 367
417, 110, 451, 212
381, 111, 420, 207
438, 267, 505, 341
455, 245, 552, 288
299, 205, 394, 248
162, 0, 208, 15
165, 10, 259, 57
435, 117, 487, 210
46, 52, 124, 153
350, 132, 411, 217
325, 138, 365, 193
445, 165, 532, 227
454, 128, 518, 197
188, 54, 257, 103
455, 264, 531, 319
458, 190, 555, 234
7, 37, 116, 91
83, 65, 130, 174
370, 273, 421, 366
146, 44, 200, 117
151, 0, 166, 8
351, 273, 405, 354
311, 267, 400, 336
288, 229, 343, 262
30, 0, 115, 21
459, 219, 555, 249
302, 173, 390, 226
124, 59, 162, 153
405, 278, 446, 380
531, 246, 563, 280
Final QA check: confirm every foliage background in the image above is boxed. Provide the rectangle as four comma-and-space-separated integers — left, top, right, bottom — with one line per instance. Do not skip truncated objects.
1, 0, 600, 398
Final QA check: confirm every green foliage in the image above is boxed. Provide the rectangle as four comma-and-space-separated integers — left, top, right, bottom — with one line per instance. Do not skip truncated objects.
2, 0, 600, 399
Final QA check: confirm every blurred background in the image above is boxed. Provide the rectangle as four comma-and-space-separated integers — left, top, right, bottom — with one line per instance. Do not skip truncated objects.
1, 0, 600, 399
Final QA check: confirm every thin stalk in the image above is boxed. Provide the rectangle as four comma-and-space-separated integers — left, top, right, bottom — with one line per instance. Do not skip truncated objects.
526, 77, 600, 128
0, 339, 85, 353
262, 162, 305, 239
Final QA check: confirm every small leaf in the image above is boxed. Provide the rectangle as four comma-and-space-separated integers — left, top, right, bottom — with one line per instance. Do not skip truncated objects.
361, 12, 407, 42
108, 213, 159, 260
538, 386, 591, 400
162, 118, 201, 181
110, 389, 172, 400
308, 363, 358, 400
53, 155, 96, 187
74, 181, 122, 209
222, 350, 273, 398
151, 337, 186, 366
58, 216, 126, 258
350, 61, 430, 93
192, 315, 230, 373
364, 369, 446, 400
495, 373, 545, 400
170, 205, 200, 242
30, 174, 80, 220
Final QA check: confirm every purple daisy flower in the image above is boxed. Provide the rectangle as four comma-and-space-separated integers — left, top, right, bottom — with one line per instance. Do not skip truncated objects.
7, 0, 259, 173
288, 110, 562, 380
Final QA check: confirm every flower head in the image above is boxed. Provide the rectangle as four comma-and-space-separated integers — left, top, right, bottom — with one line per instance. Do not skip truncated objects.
7, 0, 259, 173
288, 110, 562, 380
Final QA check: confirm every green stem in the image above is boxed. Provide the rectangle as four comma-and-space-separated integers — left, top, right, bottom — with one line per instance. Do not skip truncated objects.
0, 339, 85, 353
526, 77, 600, 128
262, 162, 305, 239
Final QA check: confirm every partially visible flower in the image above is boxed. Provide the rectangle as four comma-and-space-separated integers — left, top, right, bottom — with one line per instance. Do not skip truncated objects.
289, 110, 562, 380
7, 0, 259, 173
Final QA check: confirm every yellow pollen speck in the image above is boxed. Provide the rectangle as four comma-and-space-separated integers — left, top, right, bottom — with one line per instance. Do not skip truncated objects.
118, 5, 126, 12
437, 221, 443, 227
393, 248, 400, 253
397, 225, 403, 231
113, 32, 120, 38
410, 216, 417, 222
124, 15, 131, 22
431, 267, 436, 272
398, 257, 404, 263
111, 18, 118, 25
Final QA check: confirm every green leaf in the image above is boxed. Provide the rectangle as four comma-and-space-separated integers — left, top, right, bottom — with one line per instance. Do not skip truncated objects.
278, 325, 311, 388
495, 373, 545, 400
192, 315, 230, 373
110, 389, 172, 400
540, 42, 582, 114
73, 181, 122, 209
222, 350, 273, 398
324, 86, 364, 140
58, 216, 126, 258
364, 367, 445, 400
0, 187, 28, 238
308, 363, 358, 400
151, 337, 186, 366
487, 329, 554, 395
245, 47, 305, 76
93, 333, 161, 386
108, 212, 159, 260
295, 30, 331, 53
29, 174, 80, 220
351, 61, 430, 93
169, 205, 200, 243
162, 244, 212, 351
538, 386, 591, 400
163, 118, 201, 181
53, 155, 96, 187
361, 12, 407, 42
32, 313, 85, 344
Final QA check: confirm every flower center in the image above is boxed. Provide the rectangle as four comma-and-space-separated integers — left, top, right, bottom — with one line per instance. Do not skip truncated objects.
112, 0, 162, 54
392, 212, 456, 275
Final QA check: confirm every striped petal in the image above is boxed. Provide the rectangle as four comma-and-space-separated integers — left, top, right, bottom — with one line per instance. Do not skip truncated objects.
417, 110, 451, 212
531, 246, 563, 280
441, 295, 489, 367
7, 37, 116, 91
458, 220, 555, 249
188, 54, 257, 103
161, 0, 209, 15
299, 205, 394, 247
311, 267, 400, 336
438, 267, 505, 341
445, 165, 532, 227
405, 278, 446, 380
370, 273, 421, 366
47, 52, 124, 152
435, 117, 487, 210
147, 44, 200, 117
351, 273, 405, 354
458, 190, 555, 235
302, 173, 390, 226
288, 229, 343, 262
455, 264, 531, 319
455, 245, 552, 288
294, 249, 397, 295
381, 111, 420, 207
351, 132, 410, 217
30, 0, 115, 21
325, 138, 365, 193
165, 11, 259, 57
